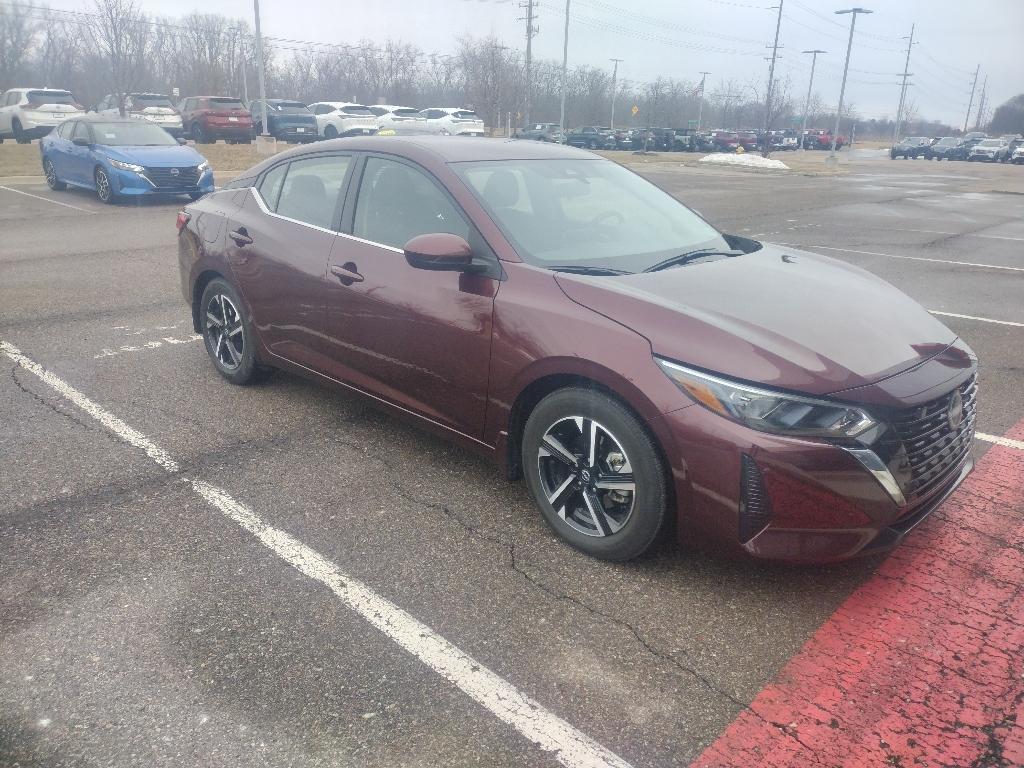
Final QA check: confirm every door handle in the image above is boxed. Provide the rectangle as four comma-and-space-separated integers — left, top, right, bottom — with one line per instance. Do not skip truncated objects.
229, 228, 253, 246
331, 263, 364, 283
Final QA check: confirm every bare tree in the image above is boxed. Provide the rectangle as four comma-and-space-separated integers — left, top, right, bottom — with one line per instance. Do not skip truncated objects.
85, 0, 152, 115
0, 2, 38, 89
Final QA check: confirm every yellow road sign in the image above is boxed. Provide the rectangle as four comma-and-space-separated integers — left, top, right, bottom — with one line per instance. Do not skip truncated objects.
631, 105, 639, 116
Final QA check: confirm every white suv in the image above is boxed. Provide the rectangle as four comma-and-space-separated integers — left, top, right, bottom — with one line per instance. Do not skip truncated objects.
307, 102, 379, 139
419, 108, 486, 137
368, 105, 424, 132
0, 88, 83, 143
95, 93, 183, 137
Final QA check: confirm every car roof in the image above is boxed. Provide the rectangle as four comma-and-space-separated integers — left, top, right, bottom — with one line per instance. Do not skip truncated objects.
189, 95, 244, 100
7, 87, 70, 92
239, 135, 597, 177
314, 102, 371, 108
74, 114, 143, 124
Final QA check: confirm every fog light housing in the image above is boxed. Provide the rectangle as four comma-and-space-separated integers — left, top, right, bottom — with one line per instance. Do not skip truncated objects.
739, 454, 772, 543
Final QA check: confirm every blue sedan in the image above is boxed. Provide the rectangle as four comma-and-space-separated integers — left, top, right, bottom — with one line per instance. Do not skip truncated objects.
40, 115, 214, 203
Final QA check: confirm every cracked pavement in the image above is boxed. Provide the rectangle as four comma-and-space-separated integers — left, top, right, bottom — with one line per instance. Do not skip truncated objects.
2, 152, 1023, 766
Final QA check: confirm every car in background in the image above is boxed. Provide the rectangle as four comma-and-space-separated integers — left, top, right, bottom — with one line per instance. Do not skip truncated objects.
179, 96, 253, 144
368, 105, 424, 132
515, 123, 564, 143
249, 99, 318, 143
709, 131, 740, 152
1011, 144, 1024, 165
768, 130, 799, 151
998, 135, 1024, 162
565, 126, 616, 150
0, 88, 84, 143
736, 131, 760, 152
801, 129, 845, 150
307, 102, 379, 139
925, 137, 967, 161
95, 93, 183, 137
968, 138, 1008, 162
962, 131, 987, 151
40, 115, 212, 204
418, 107, 486, 137
612, 129, 634, 150
890, 136, 931, 159
178, 135, 977, 564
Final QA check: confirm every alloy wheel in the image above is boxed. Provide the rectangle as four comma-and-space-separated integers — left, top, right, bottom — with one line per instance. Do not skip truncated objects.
44, 159, 59, 188
537, 416, 636, 537
95, 168, 112, 202
205, 293, 244, 370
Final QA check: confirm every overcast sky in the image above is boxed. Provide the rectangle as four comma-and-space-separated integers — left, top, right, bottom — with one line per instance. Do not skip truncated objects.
66, 0, 1024, 125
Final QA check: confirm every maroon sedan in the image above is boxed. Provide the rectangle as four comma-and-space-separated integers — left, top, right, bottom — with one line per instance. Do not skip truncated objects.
177, 137, 977, 562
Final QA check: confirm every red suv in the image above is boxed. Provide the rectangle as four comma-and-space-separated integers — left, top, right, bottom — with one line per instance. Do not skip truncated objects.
179, 96, 253, 144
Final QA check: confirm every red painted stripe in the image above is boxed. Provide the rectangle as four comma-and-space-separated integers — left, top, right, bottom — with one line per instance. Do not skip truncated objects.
693, 422, 1024, 768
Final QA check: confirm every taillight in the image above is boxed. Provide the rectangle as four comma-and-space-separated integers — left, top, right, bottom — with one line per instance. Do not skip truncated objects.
20, 103, 36, 110
176, 211, 191, 232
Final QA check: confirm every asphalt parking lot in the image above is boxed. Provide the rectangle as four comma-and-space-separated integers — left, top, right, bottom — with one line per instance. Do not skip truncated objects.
1, 149, 1022, 767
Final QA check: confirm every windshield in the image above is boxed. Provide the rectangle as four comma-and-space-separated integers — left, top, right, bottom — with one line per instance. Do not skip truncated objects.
455, 158, 729, 273
392, 108, 419, 117
28, 90, 75, 105
452, 111, 479, 120
978, 140, 1001, 147
132, 95, 174, 108
90, 121, 179, 146
209, 98, 245, 109
937, 138, 958, 146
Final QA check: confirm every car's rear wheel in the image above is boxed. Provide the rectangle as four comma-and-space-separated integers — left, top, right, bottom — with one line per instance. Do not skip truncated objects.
200, 278, 262, 385
324, 124, 338, 139
522, 388, 668, 561
43, 158, 66, 191
192, 123, 209, 143
94, 167, 115, 204
13, 119, 30, 144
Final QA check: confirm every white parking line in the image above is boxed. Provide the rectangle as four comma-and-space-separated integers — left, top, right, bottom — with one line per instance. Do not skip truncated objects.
0, 339, 632, 768
928, 311, 1024, 328
895, 228, 1024, 243
775, 243, 1024, 273
976, 432, 1024, 451
0, 184, 95, 214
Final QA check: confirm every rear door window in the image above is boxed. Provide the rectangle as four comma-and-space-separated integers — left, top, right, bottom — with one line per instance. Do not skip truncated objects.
258, 163, 288, 210
274, 155, 351, 230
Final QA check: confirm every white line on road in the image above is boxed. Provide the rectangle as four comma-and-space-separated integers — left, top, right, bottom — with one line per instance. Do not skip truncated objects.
0, 184, 95, 214
976, 432, 1024, 451
775, 243, 1024, 273
896, 228, 1024, 243
0, 338, 633, 768
928, 311, 1024, 328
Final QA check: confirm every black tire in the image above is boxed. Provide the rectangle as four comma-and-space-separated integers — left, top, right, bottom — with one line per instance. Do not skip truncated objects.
94, 166, 116, 204
13, 120, 30, 144
324, 124, 339, 139
199, 277, 263, 385
588, 139, 599, 149
522, 387, 668, 561
192, 123, 208, 144
43, 158, 66, 191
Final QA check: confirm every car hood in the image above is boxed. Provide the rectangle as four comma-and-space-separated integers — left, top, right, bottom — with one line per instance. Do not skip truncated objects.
99, 145, 206, 167
554, 243, 957, 396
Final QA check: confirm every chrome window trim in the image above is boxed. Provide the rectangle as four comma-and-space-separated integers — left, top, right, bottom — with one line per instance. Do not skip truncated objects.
844, 447, 907, 507
248, 184, 403, 253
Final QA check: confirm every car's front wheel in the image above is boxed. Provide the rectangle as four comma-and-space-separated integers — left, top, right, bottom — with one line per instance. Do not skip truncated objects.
200, 278, 262, 385
94, 167, 115, 204
43, 158, 66, 191
522, 388, 668, 561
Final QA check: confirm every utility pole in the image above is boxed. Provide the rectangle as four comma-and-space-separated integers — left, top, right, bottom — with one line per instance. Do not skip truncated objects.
558, 0, 570, 136
521, 0, 537, 126
240, 36, 248, 104
609, 58, 623, 130
892, 23, 914, 143
762, 0, 784, 156
963, 64, 980, 133
831, 7, 872, 157
974, 75, 988, 130
696, 71, 710, 132
800, 50, 825, 150
253, 0, 269, 137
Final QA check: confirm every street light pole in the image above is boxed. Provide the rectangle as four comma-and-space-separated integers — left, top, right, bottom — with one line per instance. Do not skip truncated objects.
762, 0, 784, 156
253, 0, 269, 137
799, 50, 825, 151
609, 58, 623, 130
696, 71, 710, 132
892, 23, 914, 143
831, 7, 872, 157
558, 0, 570, 136
963, 64, 980, 133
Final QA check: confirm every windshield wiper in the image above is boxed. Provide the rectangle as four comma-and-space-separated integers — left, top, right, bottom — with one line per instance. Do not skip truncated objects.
643, 248, 743, 273
547, 265, 631, 276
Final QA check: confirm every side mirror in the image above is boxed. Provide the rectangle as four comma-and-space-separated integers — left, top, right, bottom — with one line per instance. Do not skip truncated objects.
72, 137, 89, 147
177, 137, 187, 145
404, 233, 474, 271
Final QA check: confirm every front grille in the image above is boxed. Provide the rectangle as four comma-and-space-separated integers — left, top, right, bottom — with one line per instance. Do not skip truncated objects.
885, 375, 977, 501
739, 454, 772, 542
144, 166, 200, 188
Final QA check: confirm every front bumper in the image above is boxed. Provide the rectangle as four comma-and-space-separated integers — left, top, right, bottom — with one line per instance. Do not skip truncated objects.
109, 165, 215, 197
649, 397, 975, 563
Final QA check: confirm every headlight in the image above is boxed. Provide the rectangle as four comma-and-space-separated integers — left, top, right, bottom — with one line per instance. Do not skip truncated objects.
655, 358, 881, 442
197, 160, 210, 173
109, 158, 145, 173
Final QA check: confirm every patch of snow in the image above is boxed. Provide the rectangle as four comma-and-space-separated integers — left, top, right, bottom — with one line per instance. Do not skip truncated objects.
698, 153, 790, 170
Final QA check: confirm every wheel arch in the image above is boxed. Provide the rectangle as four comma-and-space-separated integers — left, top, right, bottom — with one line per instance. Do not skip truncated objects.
191, 269, 225, 332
